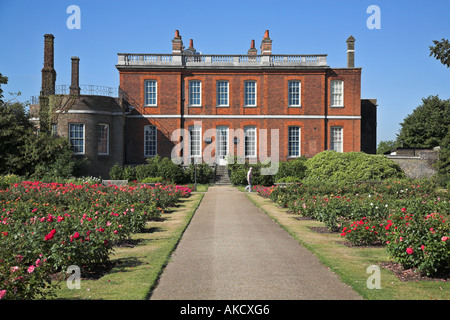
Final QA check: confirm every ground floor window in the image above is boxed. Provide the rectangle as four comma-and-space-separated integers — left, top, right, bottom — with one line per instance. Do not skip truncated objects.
98, 124, 109, 155
244, 126, 257, 158
330, 126, 343, 152
189, 125, 202, 158
288, 126, 301, 157
144, 125, 157, 157
69, 123, 85, 154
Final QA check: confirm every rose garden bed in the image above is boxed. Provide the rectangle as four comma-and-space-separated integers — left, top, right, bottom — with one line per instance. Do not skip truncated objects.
0, 180, 192, 300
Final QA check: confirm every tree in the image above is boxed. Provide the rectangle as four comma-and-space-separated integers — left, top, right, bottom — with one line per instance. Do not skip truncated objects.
396, 95, 450, 148
376, 140, 399, 155
0, 73, 80, 178
434, 129, 450, 188
0, 73, 7, 104
429, 38, 450, 68
0, 101, 34, 175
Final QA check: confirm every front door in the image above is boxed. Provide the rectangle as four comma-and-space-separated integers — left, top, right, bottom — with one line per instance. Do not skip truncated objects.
216, 126, 228, 165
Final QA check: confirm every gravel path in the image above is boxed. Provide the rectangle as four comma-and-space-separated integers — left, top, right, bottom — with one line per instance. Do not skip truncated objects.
149, 186, 362, 300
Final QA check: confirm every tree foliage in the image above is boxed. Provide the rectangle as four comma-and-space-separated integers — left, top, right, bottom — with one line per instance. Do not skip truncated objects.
429, 38, 450, 68
0, 74, 79, 178
396, 95, 450, 148
376, 140, 399, 155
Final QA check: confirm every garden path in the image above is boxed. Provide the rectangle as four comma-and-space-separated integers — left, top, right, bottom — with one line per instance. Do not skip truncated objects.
149, 186, 362, 300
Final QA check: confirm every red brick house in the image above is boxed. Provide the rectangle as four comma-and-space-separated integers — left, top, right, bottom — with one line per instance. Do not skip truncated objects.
117, 30, 376, 167
32, 31, 376, 178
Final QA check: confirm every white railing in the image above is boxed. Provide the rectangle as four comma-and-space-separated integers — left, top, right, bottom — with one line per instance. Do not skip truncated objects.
117, 53, 327, 67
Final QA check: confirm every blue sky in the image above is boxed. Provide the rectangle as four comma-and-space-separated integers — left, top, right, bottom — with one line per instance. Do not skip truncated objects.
0, 0, 448, 144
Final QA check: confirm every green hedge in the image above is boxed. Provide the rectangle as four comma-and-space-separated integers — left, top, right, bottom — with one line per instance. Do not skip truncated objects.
305, 151, 405, 182
109, 156, 214, 185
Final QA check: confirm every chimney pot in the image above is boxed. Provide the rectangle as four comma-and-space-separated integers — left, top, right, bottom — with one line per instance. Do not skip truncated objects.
189, 39, 194, 48
260, 30, 272, 55
172, 30, 183, 54
248, 40, 257, 55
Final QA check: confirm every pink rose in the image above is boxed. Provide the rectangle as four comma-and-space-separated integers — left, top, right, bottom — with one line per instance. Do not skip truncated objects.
406, 247, 414, 254
442, 236, 448, 242
27, 265, 35, 273
0, 290, 6, 300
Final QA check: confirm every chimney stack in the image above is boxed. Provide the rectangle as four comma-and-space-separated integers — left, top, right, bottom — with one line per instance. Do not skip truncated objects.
41, 34, 56, 96
260, 30, 272, 55
69, 57, 80, 95
172, 29, 183, 54
346, 35, 355, 68
247, 40, 257, 55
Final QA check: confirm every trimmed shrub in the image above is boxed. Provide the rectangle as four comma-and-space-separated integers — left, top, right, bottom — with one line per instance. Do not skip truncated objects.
184, 163, 214, 184
305, 151, 405, 182
275, 157, 307, 181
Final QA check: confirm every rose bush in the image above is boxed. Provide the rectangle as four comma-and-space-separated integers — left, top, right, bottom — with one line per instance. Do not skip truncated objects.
254, 179, 449, 276
0, 180, 191, 299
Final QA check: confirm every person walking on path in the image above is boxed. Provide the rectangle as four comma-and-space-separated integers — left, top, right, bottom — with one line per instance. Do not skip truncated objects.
245, 167, 253, 192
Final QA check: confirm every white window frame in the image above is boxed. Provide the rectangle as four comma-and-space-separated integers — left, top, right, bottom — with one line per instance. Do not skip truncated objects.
97, 123, 109, 155
51, 123, 58, 137
69, 123, 85, 155
144, 80, 157, 106
189, 80, 202, 106
288, 126, 301, 157
288, 80, 301, 107
330, 80, 344, 107
144, 125, 157, 157
330, 126, 343, 152
244, 81, 257, 107
188, 125, 202, 158
216, 80, 229, 107
244, 126, 257, 158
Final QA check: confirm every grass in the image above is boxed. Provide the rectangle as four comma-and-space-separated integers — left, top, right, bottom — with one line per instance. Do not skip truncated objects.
54, 192, 204, 300
244, 190, 450, 300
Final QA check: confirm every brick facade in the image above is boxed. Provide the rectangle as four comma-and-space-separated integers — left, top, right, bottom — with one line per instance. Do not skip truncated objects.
117, 30, 375, 166
33, 31, 377, 178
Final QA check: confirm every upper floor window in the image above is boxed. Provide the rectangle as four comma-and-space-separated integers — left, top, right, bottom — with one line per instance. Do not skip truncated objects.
330, 80, 344, 107
69, 123, 85, 155
288, 126, 301, 157
145, 80, 157, 106
144, 125, 157, 157
244, 81, 257, 107
330, 126, 343, 152
98, 123, 109, 155
244, 126, 257, 158
288, 81, 301, 107
189, 80, 202, 106
216, 81, 229, 106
